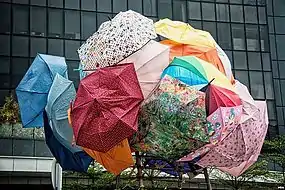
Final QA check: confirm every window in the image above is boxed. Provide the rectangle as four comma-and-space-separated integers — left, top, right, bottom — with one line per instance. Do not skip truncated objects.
0, 75, 9, 88
188, 1, 201, 20
276, 35, 285, 60
81, 12, 97, 40
0, 139, 12, 156
280, 61, 285, 79
11, 58, 30, 75
202, 3, 215, 21
229, 0, 242, 3
13, 5, 29, 35
268, 17, 274, 34
262, 53, 270, 71
274, 79, 282, 106
158, 0, 172, 19
202, 22, 216, 40
269, 35, 276, 59
48, 0, 63, 8
259, 26, 269, 52
65, 40, 80, 60
234, 70, 249, 88
274, 0, 285, 17
233, 51, 247, 70
244, 6, 257, 24
272, 61, 279, 78
113, 0, 127, 13
281, 80, 285, 106
0, 35, 10, 56
190, 20, 202, 30
65, 0, 79, 9
248, 52, 262, 70
0, 4, 11, 34
30, 38, 46, 57
217, 23, 231, 50
97, 0, 112, 12
232, 24, 245, 50
30, 7, 46, 37
264, 72, 274, 100
13, 0, 28, 4
35, 140, 52, 157
216, 4, 229, 22
277, 107, 285, 125
12, 36, 29, 57
246, 25, 260, 51
48, 39, 63, 56
0, 57, 10, 74
13, 139, 34, 156
249, 71, 265, 99
67, 61, 80, 88
144, 0, 157, 17
225, 51, 233, 64
48, 9, 63, 38
81, 0, 96, 11
230, 5, 243, 23
30, 0, 46, 6
267, 101, 276, 120
173, 0, 186, 22
128, 0, 143, 13
65, 10, 80, 39
258, 7, 266, 24
274, 17, 285, 34
97, 13, 112, 28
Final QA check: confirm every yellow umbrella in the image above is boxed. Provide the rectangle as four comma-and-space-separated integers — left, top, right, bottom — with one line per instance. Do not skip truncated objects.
154, 19, 216, 48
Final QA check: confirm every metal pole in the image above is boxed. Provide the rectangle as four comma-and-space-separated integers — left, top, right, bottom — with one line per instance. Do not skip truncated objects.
135, 151, 144, 189
203, 168, 212, 190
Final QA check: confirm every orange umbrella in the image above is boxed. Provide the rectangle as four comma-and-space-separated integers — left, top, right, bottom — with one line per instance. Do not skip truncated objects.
67, 108, 134, 175
160, 39, 226, 77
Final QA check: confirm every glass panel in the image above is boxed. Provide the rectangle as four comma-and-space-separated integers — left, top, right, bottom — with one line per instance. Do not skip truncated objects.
65, 10, 80, 39
144, 0, 157, 17
173, 0, 186, 22
216, 0, 228, 2
230, 5, 243, 23
30, 38, 46, 57
189, 20, 202, 30
0, 57, 10, 74
268, 17, 274, 34
0, 139, 12, 156
258, 7, 266, 24
97, 13, 112, 28
269, 35, 276, 59
65, 0, 79, 9
262, 53, 271, 71
48, 0, 63, 8
233, 51, 247, 69
267, 0, 273, 16
48, 39, 63, 56
35, 140, 52, 157
128, 0, 142, 13
248, 52, 262, 70
31, 0, 46, 6
264, 72, 274, 100
274, 0, 285, 17
0, 76, 10, 88
267, 101, 276, 120
202, 22, 216, 40
13, 5, 29, 35
81, 0, 96, 11
158, 0, 172, 19
272, 61, 279, 78
276, 35, 285, 60
217, 23, 231, 49
259, 25, 269, 52
274, 79, 282, 106
48, 9, 63, 38
232, 24, 245, 50
188, 1, 201, 20
13, 139, 34, 156
249, 71, 265, 99
275, 17, 285, 34
257, 0, 265, 5
0, 4, 11, 34
65, 40, 80, 60
12, 36, 29, 57
67, 61, 80, 88
97, 0, 112, 12
202, 3, 215, 21
244, 6, 257, 24
234, 70, 249, 88
280, 61, 285, 79
81, 12, 97, 40
225, 50, 233, 63
216, 4, 229, 22
113, 0, 127, 13
244, 0, 256, 5
31, 7, 46, 37
11, 75, 22, 88
13, 0, 28, 4
0, 35, 10, 56
281, 80, 285, 106
11, 58, 29, 75
229, 0, 242, 3
246, 25, 260, 51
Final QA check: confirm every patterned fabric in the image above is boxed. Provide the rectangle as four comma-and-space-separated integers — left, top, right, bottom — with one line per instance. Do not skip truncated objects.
78, 10, 157, 70
131, 75, 208, 161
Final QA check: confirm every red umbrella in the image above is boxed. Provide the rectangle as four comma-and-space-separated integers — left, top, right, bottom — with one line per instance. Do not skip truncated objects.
71, 63, 144, 152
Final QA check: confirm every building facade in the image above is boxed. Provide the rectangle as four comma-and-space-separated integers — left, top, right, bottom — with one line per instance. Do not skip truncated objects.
0, 0, 284, 187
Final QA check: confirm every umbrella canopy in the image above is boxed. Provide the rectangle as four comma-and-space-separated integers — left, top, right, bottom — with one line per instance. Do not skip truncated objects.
154, 19, 216, 48
71, 63, 144, 152
131, 75, 208, 160
162, 56, 235, 92
78, 10, 157, 70
43, 111, 92, 172
16, 54, 68, 128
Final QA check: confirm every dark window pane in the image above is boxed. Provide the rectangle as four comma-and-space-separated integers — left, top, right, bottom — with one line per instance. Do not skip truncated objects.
275, 17, 285, 34
260, 26, 269, 52
0, 76, 10, 88
190, 20, 202, 30
48, 39, 63, 56
276, 35, 285, 60
246, 25, 260, 51
81, 0, 96, 11
257, 0, 265, 5
11, 75, 21, 88
232, 24, 245, 50
216, 4, 229, 22
48, 9, 63, 37
244, 6, 257, 24
97, 13, 112, 28
97, 0, 112, 12
31, 7, 46, 37
13, 139, 34, 156
128, 0, 142, 13
230, 5, 243, 23
264, 72, 274, 100
281, 80, 285, 106
31, 0, 46, 6
13, 5, 29, 35
144, 0, 157, 17
65, 0, 79, 9
268, 17, 274, 34
12, 36, 29, 57
258, 7, 266, 24
272, 61, 279, 78
81, 12, 97, 40
48, 0, 63, 8
277, 107, 284, 125
248, 52, 262, 70
274, 0, 285, 17
0, 57, 10, 74
158, 0, 172, 19
65, 10, 80, 39
0, 139, 12, 156
233, 51, 247, 70
202, 22, 216, 40
216, 0, 228, 2
35, 140, 52, 157
13, 0, 28, 4
11, 58, 29, 75
234, 70, 249, 88
244, 0, 256, 5
30, 38, 46, 57
188, 1, 201, 20
113, 0, 127, 13
249, 71, 265, 99
217, 23, 231, 49
173, 0, 186, 22
229, 0, 242, 3
65, 40, 80, 60
67, 61, 80, 88
267, 101, 276, 120
267, 0, 273, 16
202, 3, 215, 21
0, 90, 10, 105
225, 50, 233, 63
269, 35, 276, 59
0, 4, 11, 34
274, 79, 282, 106
262, 53, 271, 71
0, 35, 10, 56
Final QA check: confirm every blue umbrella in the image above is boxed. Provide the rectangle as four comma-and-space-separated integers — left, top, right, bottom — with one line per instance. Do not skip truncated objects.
16, 54, 68, 128
44, 74, 92, 172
